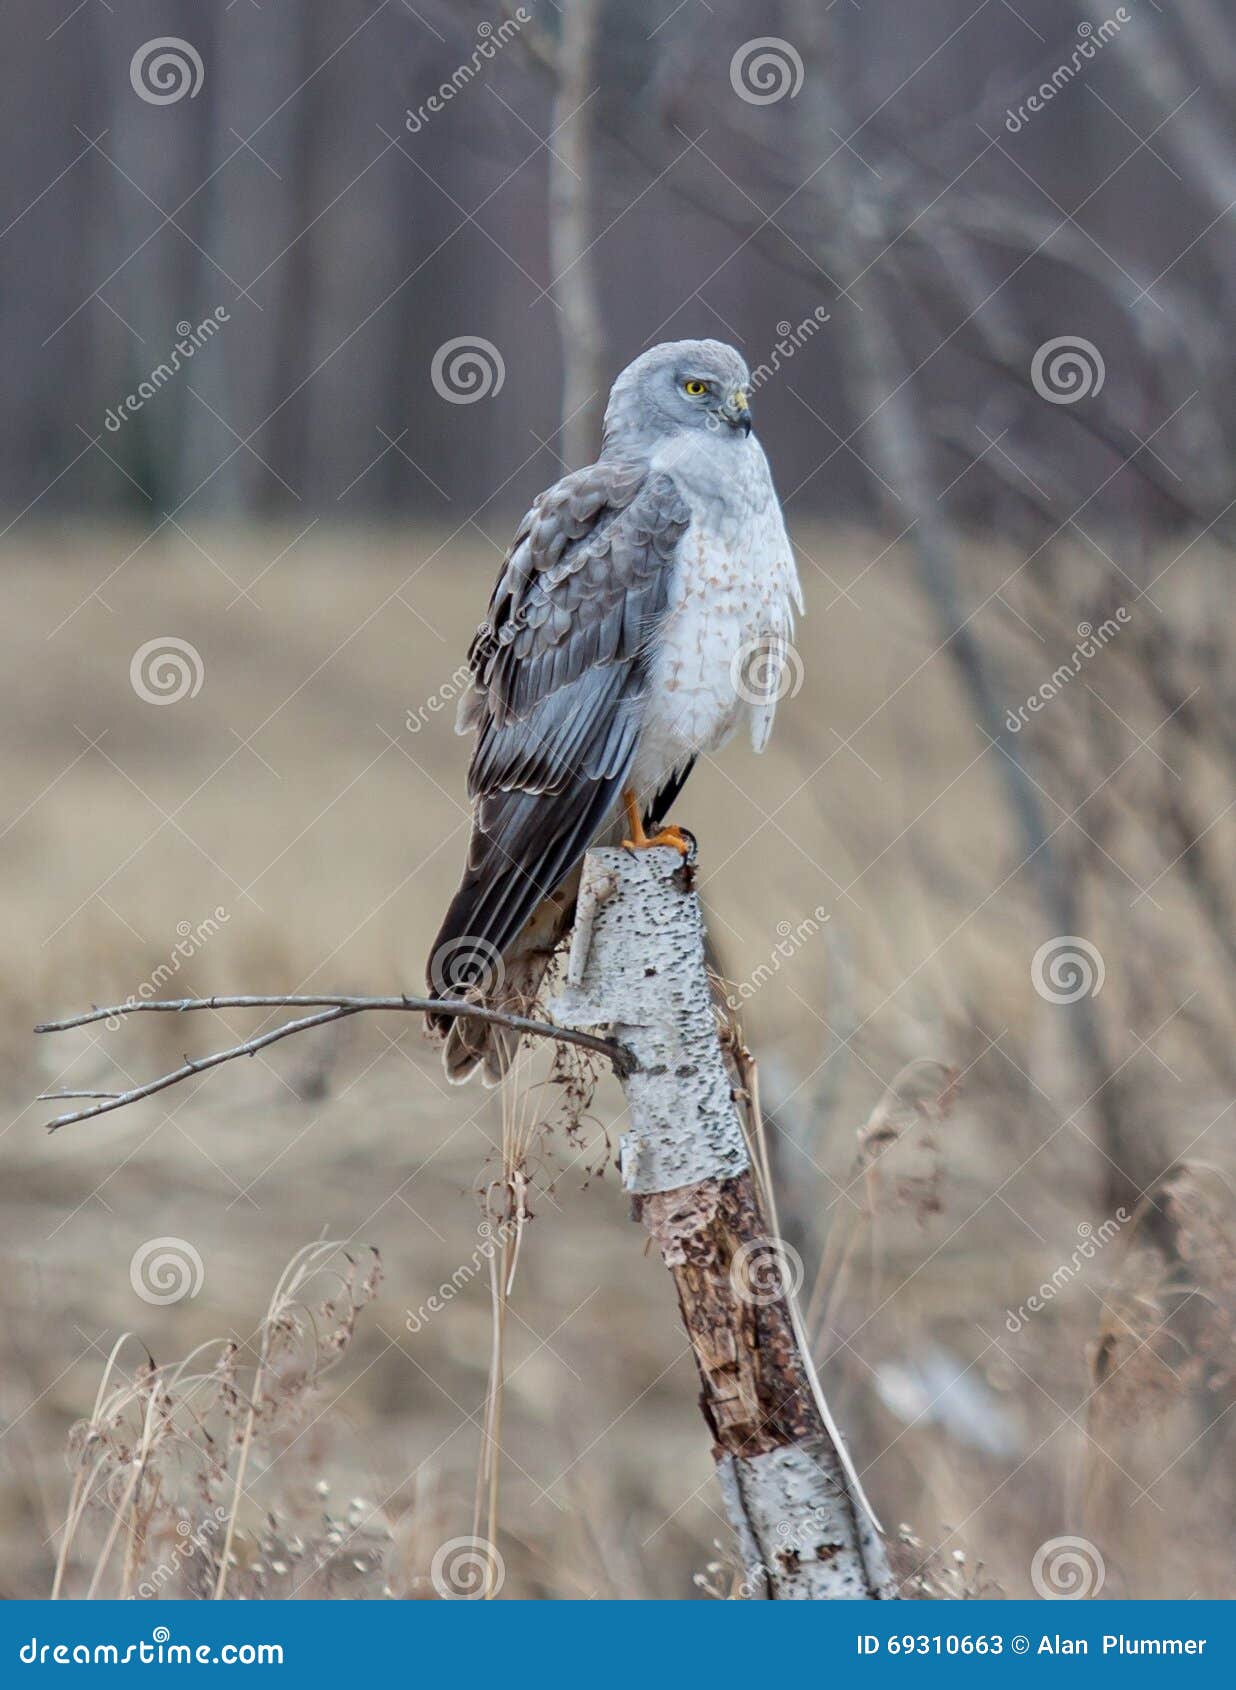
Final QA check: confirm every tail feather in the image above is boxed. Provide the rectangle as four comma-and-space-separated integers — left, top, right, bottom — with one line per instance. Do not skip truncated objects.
425, 761, 695, 1084
428, 870, 581, 1085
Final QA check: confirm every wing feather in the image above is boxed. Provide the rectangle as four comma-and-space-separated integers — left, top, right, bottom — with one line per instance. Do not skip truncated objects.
428, 459, 690, 999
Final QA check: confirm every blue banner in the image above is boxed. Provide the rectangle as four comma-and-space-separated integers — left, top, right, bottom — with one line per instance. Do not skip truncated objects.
2, 1601, 1234, 1683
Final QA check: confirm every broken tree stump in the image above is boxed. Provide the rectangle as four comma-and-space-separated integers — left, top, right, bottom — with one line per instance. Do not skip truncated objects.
553, 845, 895, 1600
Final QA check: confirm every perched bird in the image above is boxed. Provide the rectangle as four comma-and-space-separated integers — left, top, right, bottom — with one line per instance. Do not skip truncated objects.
426, 339, 802, 1083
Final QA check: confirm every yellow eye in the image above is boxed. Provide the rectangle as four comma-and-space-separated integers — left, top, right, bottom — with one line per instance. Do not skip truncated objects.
683, 379, 708, 397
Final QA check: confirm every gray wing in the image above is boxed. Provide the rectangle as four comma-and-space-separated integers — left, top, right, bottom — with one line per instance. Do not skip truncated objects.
427, 456, 690, 996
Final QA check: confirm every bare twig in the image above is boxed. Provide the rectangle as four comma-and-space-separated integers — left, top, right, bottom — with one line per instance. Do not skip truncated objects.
33, 995, 629, 1131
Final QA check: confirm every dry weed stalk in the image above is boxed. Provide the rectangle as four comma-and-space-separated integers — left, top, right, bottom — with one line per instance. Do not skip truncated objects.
805, 1060, 960, 1352
1088, 1162, 1236, 1430
891, 1524, 999, 1601
467, 1025, 605, 1598
1079, 1164, 1236, 1561
1162, 1163, 1236, 1394
53, 1241, 382, 1601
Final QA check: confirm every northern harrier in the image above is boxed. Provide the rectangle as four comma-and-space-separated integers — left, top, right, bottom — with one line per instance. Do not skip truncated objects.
426, 339, 802, 1082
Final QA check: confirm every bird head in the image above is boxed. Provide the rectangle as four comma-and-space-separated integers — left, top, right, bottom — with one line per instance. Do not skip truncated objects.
602, 339, 753, 451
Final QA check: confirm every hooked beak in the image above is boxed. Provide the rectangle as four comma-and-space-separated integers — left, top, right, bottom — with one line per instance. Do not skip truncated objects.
721, 388, 752, 435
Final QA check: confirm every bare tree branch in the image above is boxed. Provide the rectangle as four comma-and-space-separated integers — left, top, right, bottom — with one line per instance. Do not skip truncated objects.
33, 995, 630, 1132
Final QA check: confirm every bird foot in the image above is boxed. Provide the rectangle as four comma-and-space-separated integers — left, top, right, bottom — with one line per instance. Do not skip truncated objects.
622, 823, 691, 856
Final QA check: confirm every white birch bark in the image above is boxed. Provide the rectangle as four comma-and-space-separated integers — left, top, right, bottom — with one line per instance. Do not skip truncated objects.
553, 846, 895, 1599
554, 849, 748, 1192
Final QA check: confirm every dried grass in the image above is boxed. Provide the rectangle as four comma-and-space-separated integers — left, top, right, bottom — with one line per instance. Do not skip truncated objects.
53, 1242, 382, 1600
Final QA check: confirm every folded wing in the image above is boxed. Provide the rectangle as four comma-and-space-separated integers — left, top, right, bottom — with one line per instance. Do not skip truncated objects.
426, 457, 690, 1004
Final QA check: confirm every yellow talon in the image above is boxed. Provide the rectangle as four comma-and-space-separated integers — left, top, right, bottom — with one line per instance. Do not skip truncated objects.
621, 789, 691, 856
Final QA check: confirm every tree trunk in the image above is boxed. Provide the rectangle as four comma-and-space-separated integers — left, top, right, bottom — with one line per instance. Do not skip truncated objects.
547, 0, 605, 466
553, 847, 895, 1600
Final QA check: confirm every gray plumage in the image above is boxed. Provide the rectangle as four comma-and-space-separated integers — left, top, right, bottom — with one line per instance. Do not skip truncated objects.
427, 340, 801, 1083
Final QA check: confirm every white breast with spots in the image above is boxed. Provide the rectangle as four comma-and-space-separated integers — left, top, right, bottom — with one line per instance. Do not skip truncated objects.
631, 432, 802, 803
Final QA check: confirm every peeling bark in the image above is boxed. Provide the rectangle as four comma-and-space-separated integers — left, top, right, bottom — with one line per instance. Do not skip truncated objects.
639, 1173, 823, 1457
553, 847, 895, 1599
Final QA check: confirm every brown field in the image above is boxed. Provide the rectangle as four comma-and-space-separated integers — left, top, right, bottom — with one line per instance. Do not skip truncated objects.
2, 522, 1232, 1599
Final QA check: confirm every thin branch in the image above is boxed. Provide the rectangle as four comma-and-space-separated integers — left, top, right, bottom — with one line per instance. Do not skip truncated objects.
34, 995, 630, 1132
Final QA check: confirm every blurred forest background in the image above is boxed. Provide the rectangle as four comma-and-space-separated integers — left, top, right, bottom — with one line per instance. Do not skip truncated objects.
2, 0, 1235, 1600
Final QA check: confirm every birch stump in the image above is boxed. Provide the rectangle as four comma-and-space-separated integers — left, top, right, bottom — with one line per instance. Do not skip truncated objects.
553, 846, 895, 1600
